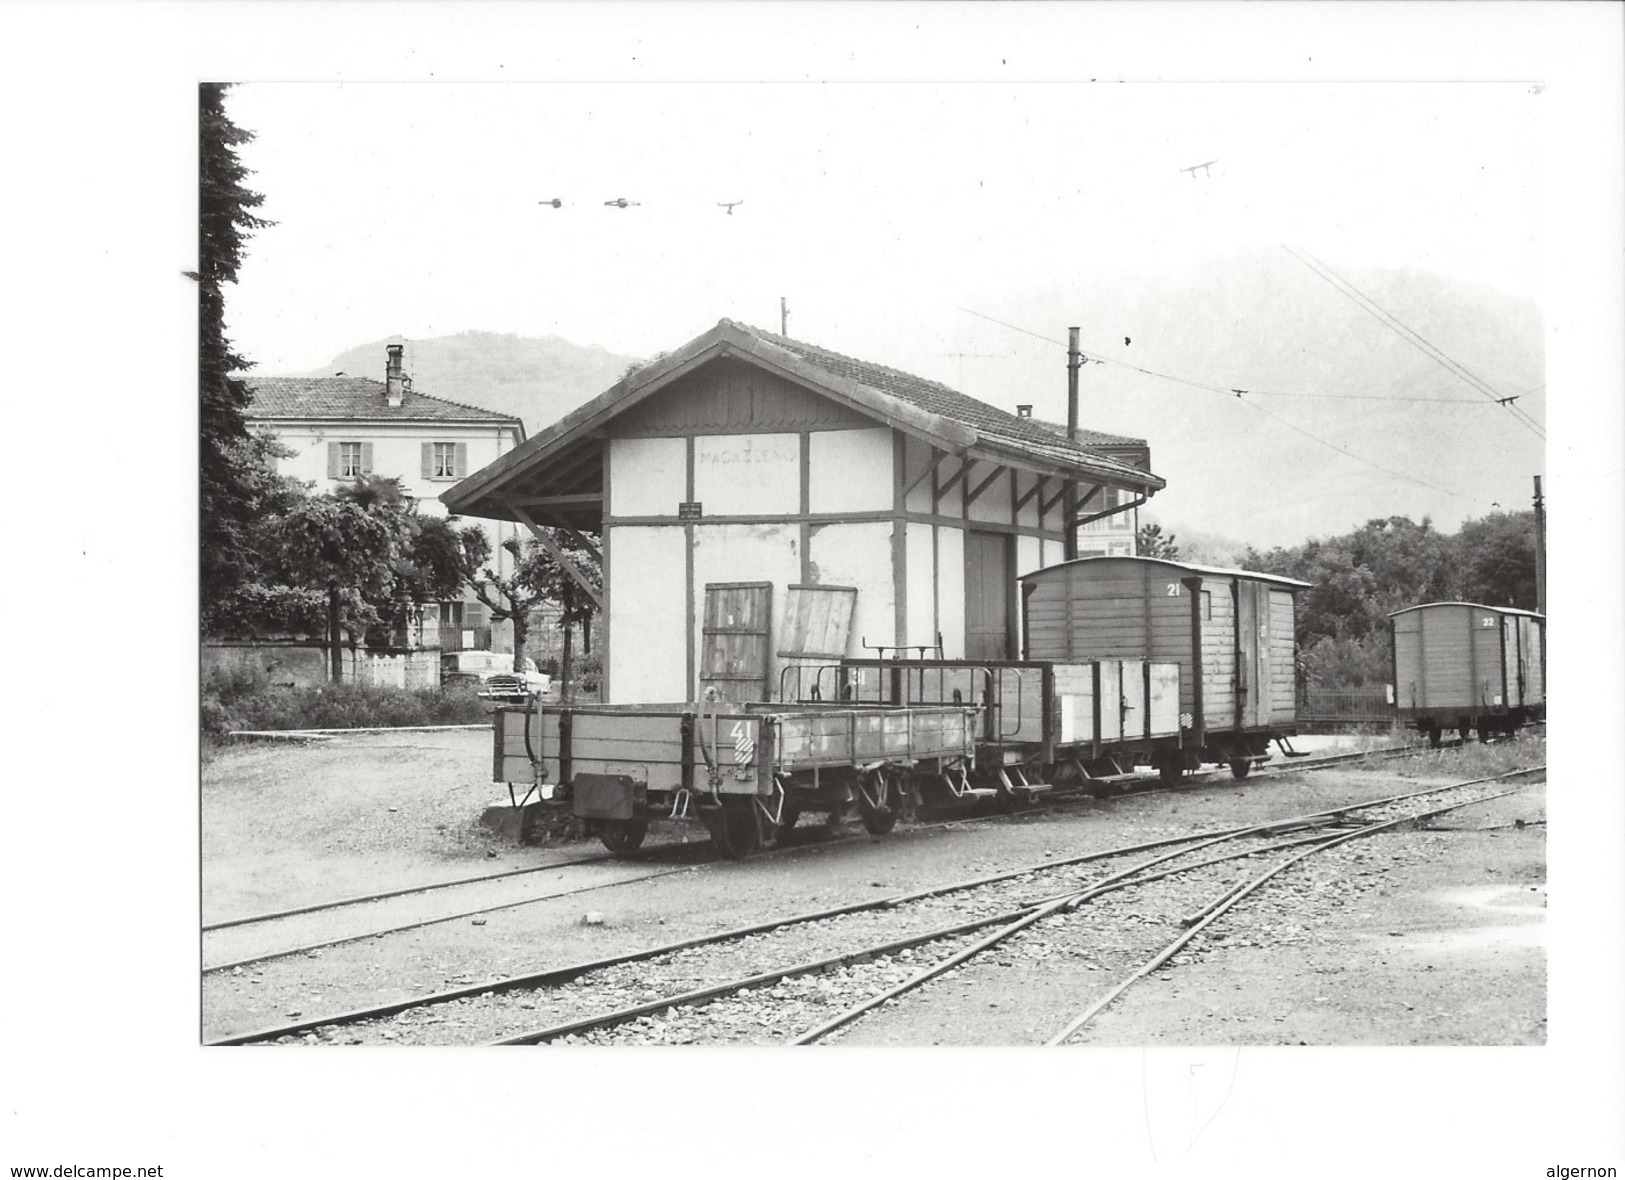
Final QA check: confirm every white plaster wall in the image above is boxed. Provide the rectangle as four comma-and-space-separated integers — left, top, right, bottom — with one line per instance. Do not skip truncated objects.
1016, 534, 1043, 580
607, 526, 688, 703
937, 457, 965, 517
902, 435, 936, 515
967, 467, 1013, 524
262, 419, 520, 579
808, 427, 893, 514
690, 522, 803, 699
905, 522, 938, 649
808, 521, 896, 656
609, 436, 686, 517
1014, 470, 1041, 529
936, 525, 966, 659
1040, 537, 1065, 570
693, 433, 799, 515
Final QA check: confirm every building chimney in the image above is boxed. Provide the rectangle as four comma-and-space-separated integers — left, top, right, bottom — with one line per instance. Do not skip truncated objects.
1016, 404, 1033, 418
386, 344, 406, 407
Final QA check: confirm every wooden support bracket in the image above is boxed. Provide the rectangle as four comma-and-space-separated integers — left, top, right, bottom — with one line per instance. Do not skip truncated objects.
505, 499, 605, 610
963, 464, 1006, 508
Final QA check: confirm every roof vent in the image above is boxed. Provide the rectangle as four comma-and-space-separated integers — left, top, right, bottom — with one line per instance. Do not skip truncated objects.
1016, 404, 1033, 418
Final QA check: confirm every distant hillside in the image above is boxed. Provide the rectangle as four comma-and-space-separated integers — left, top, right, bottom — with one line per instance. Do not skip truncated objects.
303, 331, 641, 436
294, 254, 1543, 549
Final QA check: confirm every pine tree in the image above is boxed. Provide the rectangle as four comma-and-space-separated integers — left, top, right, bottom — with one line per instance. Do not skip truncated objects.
198, 82, 277, 630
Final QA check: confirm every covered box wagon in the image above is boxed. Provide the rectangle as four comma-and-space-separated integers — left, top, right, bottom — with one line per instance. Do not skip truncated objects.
1388, 602, 1546, 743
1019, 556, 1309, 781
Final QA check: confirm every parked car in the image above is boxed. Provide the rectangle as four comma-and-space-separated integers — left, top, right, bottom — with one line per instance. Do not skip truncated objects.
441, 650, 551, 701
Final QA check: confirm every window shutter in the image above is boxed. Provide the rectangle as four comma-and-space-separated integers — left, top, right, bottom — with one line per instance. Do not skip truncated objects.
455, 442, 469, 478
422, 443, 433, 480
327, 442, 340, 478
361, 442, 374, 474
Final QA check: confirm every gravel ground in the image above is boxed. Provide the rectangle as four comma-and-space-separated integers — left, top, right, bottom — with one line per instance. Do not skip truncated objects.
203, 728, 1543, 1045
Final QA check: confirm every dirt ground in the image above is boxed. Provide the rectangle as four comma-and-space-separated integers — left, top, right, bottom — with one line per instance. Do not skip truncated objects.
201, 729, 1545, 1044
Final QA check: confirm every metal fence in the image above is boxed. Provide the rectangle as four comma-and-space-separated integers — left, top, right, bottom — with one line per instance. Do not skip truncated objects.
1297, 687, 1395, 728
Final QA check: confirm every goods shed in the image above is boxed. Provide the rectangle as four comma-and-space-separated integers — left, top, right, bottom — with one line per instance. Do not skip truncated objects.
444, 319, 1165, 704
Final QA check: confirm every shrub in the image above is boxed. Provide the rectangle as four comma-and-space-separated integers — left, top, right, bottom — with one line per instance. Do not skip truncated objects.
201, 671, 489, 739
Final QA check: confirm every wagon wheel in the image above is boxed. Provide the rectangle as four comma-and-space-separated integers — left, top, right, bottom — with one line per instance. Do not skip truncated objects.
709, 797, 761, 860
1427, 726, 1442, 749
1458, 723, 1472, 744
1158, 757, 1184, 788
597, 819, 648, 856
855, 770, 900, 836
776, 805, 802, 838
1229, 759, 1252, 780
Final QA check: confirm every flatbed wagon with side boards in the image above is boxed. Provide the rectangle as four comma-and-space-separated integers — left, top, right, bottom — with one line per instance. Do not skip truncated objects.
783, 656, 1184, 808
493, 699, 980, 858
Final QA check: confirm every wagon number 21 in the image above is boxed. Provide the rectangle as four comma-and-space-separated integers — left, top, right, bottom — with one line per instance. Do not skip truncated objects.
1166, 583, 1181, 596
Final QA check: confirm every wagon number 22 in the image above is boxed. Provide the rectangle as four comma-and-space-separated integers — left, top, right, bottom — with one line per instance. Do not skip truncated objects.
1166, 583, 1181, 596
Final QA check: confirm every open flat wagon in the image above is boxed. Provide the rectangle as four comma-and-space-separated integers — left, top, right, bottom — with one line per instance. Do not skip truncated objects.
493, 698, 978, 858
783, 656, 1183, 808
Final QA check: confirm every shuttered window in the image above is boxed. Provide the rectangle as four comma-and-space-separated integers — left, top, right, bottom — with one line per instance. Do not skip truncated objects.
424, 441, 467, 480
328, 441, 368, 478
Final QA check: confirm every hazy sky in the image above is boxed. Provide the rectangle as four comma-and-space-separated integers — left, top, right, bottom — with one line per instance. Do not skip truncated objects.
227, 79, 1542, 377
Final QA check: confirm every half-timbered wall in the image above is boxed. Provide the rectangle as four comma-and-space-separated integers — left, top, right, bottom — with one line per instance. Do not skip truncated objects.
599, 360, 1088, 701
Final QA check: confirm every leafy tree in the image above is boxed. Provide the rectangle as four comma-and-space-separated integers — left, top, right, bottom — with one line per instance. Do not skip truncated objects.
1136, 523, 1180, 560
269, 478, 416, 680
455, 528, 552, 675
198, 82, 278, 631
454, 525, 602, 695
528, 529, 603, 699
1244, 508, 1541, 690
1456, 511, 1538, 609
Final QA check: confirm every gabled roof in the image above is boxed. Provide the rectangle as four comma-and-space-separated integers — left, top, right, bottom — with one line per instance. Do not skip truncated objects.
443, 318, 1164, 527
244, 375, 522, 426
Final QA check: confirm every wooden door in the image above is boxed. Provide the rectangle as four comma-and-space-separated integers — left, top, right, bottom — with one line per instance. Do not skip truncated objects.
699, 582, 772, 703
1120, 658, 1146, 739
1235, 581, 1270, 728
964, 531, 1012, 661
777, 584, 858, 700
1097, 660, 1123, 743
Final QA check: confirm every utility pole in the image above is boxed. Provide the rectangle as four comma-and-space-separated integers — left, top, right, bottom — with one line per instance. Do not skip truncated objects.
780, 297, 789, 336
1063, 327, 1082, 560
1533, 475, 1545, 615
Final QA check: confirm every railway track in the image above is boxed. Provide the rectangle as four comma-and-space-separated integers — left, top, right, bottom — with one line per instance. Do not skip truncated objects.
209, 764, 1541, 1046
202, 740, 1429, 974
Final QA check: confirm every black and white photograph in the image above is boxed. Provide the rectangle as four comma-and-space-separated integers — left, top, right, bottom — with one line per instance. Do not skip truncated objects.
6, 4, 1623, 1178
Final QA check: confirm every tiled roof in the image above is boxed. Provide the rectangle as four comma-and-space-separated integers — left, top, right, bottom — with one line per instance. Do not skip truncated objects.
243, 375, 520, 424
725, 320, 1149, 462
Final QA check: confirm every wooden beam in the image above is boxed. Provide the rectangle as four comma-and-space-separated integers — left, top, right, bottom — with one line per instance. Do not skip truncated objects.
934, 457, 972, 507
963, 464, 1005, 509
1013, 475, 1045, 515
542, 513, 604, 564
904, 447, 953, 499
511, 492, 603, 509
505, 499, 605, 611
1039, 480, 1071, 518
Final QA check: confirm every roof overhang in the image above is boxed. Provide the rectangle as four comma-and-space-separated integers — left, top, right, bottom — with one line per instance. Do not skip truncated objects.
443, 319, 1163, 529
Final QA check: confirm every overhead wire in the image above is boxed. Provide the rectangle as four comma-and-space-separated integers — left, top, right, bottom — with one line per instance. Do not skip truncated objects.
1281, 245, 1545, 440
955, 305, 1493, 506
